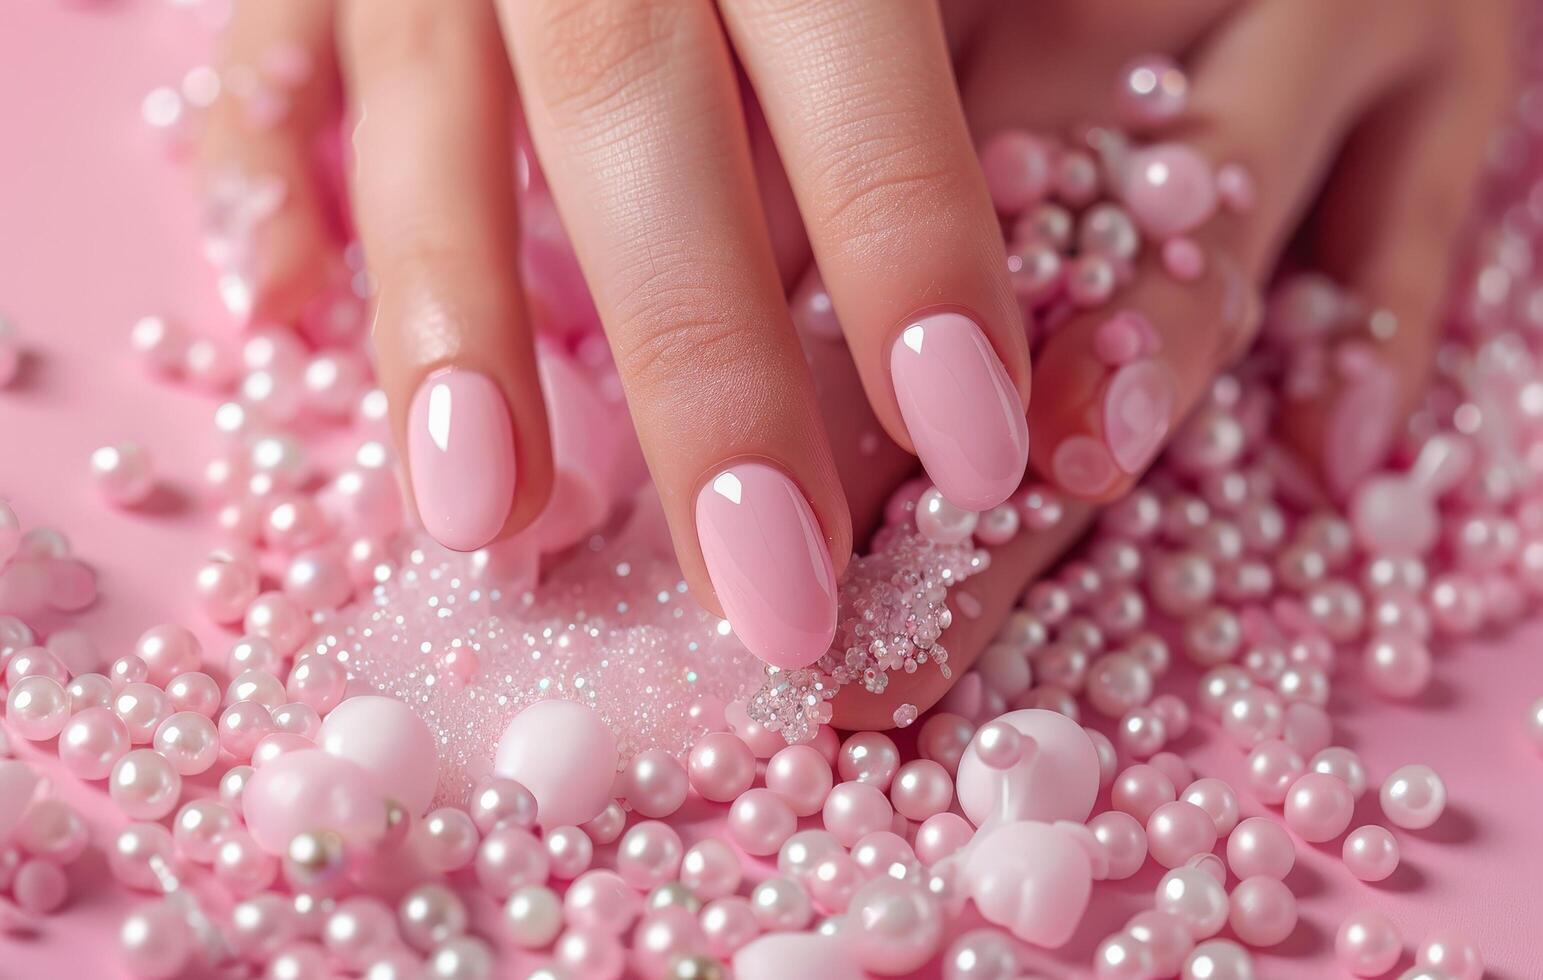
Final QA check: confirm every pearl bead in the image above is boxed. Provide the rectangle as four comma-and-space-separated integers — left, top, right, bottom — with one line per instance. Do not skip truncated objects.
1227, 876, 1297, 947
1415, 930, 1484, 980
228, 636, 285, 676
700, 896, 759, 958
838, 731, 901, 789
1364, 630, 1432, 699
109, 749, 182, 820
164, 671, 222, 718
554, 929, 626, 979
133, 625, 201, 686
624, 748, 690, 818
1246, 739, 1304, 805
173, 798, 236, 864
6, 675, 69, 740
979, 130, 1055, 213
1226, 817, 1294, 880
1146, 801, 1218, 869
942, 928, 1021, 980
822, 782, 893, 847
419, 807, 481, 873
633, 906, 708, 979
845, 877, 943, 975
1126, 909, 1195, 977
398, 883, 467, 952
475, 825, 549, 898
58, 706, 130, 779
1090, 810, 1148, 880
1380, 764, 1446, 829
681, 838, 742, 900
1342, 825, 1400, 882
1182, 939, 1254, 979
119, 898, 194, 979
6, 646, 68, 686
1181, 778, 1239, 836
1117, 54, 1188, 126
1087, 653, 1154, 718
153, 711, 220, 775
1111, 764, 1176, 823
889, 759, 953, 821
109, 821, 176, 892
284, 656, 348, 715
228, 893, 299, 961
544, 825, 594, 879
1311, 746, 1368, 798
212, 829, 277, 895
1335, 910, 1402, 977
426, 936, 494, 980
114, 683, 170, 744
1284, 772, 1355, 842
750, 877, 813, 931
565, 870, 641, 935
219, 700, 276, 761
323, 896, 398, 969
64, 672, 114, 712
617, 821, 683, 890
226, 668, 287, 711
916, 489, 978, 545
689, 733, 757, 804
243, 592, 311, 658
1095, 932, 1156, 980
91, 442, 156, 506
468, 776, 538, 833
220, 765, 256, 814
727, 788, 796, 857
1155, 866, 1228, 939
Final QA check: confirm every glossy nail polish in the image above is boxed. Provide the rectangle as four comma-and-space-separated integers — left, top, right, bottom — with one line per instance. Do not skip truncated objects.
695, 463, 837, 669
1052, 436, 1119, 497
407, 369, 516, 552
890, 313, 1029, 511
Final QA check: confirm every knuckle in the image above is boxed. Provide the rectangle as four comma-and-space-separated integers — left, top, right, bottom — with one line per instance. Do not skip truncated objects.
523, 0, 684, 119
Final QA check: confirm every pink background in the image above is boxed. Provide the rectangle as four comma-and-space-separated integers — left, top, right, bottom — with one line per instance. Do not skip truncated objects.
3, 2, 1543, 977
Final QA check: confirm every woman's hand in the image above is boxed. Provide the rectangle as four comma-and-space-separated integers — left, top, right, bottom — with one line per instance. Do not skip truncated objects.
813, 0, 1513, 726
200, 0, 1032, 674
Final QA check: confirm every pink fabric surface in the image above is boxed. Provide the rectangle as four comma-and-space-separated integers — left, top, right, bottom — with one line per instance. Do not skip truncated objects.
3, 3, 1543, 977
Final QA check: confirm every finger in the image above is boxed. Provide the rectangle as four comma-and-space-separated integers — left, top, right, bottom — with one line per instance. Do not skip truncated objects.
723, 0, 1031, 512
198, 0, 348, 331
1278, 9, 1514, 499
499, 0, 850, 669
340, 0, 553, 552
1023, 0, 1430, 503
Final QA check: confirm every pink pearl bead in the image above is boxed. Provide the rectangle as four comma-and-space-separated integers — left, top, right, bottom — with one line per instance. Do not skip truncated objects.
323, 896, 398, 969
285, 656, 347, 715
1222, 688, 1285, 747
1226, 817, 1294, 880
6, 646, 67, 686
111, 822, 176, 892
226, 668, 286, 711
1416, 930, 1484, 980
725, 700, 785, 758
114, 682, 169, 744
283, 550, 352, 612
917, 713, 975, 774
1380, 764, 1446, 829
1311, 746, 1368, 798
544, 825, 593, 879
65, 672, 113, 711
838, 732, 901, 790
764, 744, 834, 817
219, 699, 275, 761
1147, 801, 1219, 869
1228, 876, 1297, 947
701, 896, 760, 958
58, 706, 130, 779
13, 857, 67, 914
1155, 866, 1228, 939
728, 788, 797, 857
617, 821, 683, 889
212, 829, 277, 895
468, 776, 539, 833
1117, 54, 1189, 127
152, 711, 221, 775
688, 732, 757, 804
14, 799, 86, 865
1095, 932, 1156, 980
681, 838, 742, 900
173, 799, 236, 864
850, 830, 919, 881
1148, 752, 1193, 792
979, 130, 1055, 213
133, 625, 201, 686
243, 592, 311, 658
564, 870, 641, 935
845, 877, 944, 975
912, 813, 971, 867
822, 782, 893, 847
1335, 909, 1402, 977
1118, 707, 1168, 759
1127, 909, 1195, 976
633, 905, 708, 979
6, 675, 69, 740
271, 702, 322, 738
90, 443, 156, 506
623, 749, 689, 819
228, 635, 285, 676
1284, 772, 1355, 842
1246, 739, 1305, 805
1181, 778, 1239, 836
1363, 630, 1432, 699
119, 897, 194, 979
1087, 653, 1154, 718
1342, 825, 1399, 882
806, 852, 862, 913
416, 807, 480, 873
1112, 764, 1177, 823
164, 671, 221, 718
227, 893, 299, 960
889, 759, 953, 822
1280, 702, 1332, 757
555, 928, 626, 979
1090, 810, 1148, 880
475, 825, 550, 898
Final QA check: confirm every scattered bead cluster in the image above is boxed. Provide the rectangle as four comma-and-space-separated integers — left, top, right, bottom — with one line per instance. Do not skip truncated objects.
3, 20, 1543, 980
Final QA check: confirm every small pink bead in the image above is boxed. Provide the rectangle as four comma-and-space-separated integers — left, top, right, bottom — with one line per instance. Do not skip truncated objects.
1090, 810, 1148, 880
243, 592, 311, 658
728, 788, 797, 857
624, 749, 689, 819
475, 825, 550, 899
282, 550, 351, 612
1181, 778, 1239, 836
822, 782, 893, 847
468, 776, 539, 833
617, 821, 683, 890
164, 671, 221, 718
1087, 728, 1118, 790
681, 838, 742, 900
153, 711, 221, 775
1117, 707, 1168, 759
228, 636, 285, 676
979, 130, 1056, 213
133, 625, 201, 686
846, 876, 945, 976
689, 732, 757, 804
1363, 630, 1432, 699
1126, 909, 1195, 977
555, 928, 626, 979
1111, 764, 1177, 823
764, 744, 834, 817
1342, 825, 1399, 882
58, 706, 130, 779
6, 647, 67, 686
1117, 54, 1189, 127
1227, 817, 1294, 880
1147, 800, 1219, 869
1280, 702, 1332, 757
14, 858, 68, 914
850, 830, 918, 881
838, 732, 901, 790
701, 896, 760, 958
564, 870, 641, 935
544, 825, 593, 879
1246, 739, 1305, 805
1122, 143, 1218, 238
212, 829, 277, 896
1148, 752, 1192, 792
1228, 876, 1297, 948
1222, 688, 1285, 747
416, 807, 480, 873
1216, 164, 1256, 212
172, 799, 236, 865
196, 558, 259, 625
1095, 931, 1156, 980
914, 812, 973, 866
1335, 909, 1402, 977
1162, 238, 1206, 281
1154, 866, 1228, 939
889, 759, 953, 822
225, 669, 286, 711
1416, 930, 1484, 980
634, 905, 708, 979
806, 853, 863, 914
1284, 772, 1355, 842
1311, 746, 1369, 798
219, 700, 276, 762
285, 656, 347, 715
114, 682, 169, 744
918, 713, 975, 774
1380, 764, 1446, 830
250, 732, 312, 768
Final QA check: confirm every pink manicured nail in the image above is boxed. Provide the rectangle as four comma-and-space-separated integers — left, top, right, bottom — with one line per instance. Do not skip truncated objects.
407, 369, 516, 552
890, 313, 1029, 511
1052, 436, 1119, 497
1103, 360, 1176, 474
1324, 345, 1399, 500
695, 463, 837, 669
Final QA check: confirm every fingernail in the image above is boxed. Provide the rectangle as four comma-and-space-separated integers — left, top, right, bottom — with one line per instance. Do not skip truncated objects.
407, 369, 517, 552
890, 312, 1029, 510
1051, 435, 1119, 497
1323, 345, 1399, 500
695, 462, 837, 669
1103, 360, 1176, 474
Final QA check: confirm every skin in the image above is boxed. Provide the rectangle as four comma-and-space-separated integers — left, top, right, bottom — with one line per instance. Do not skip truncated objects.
201, 0, 1513, 727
